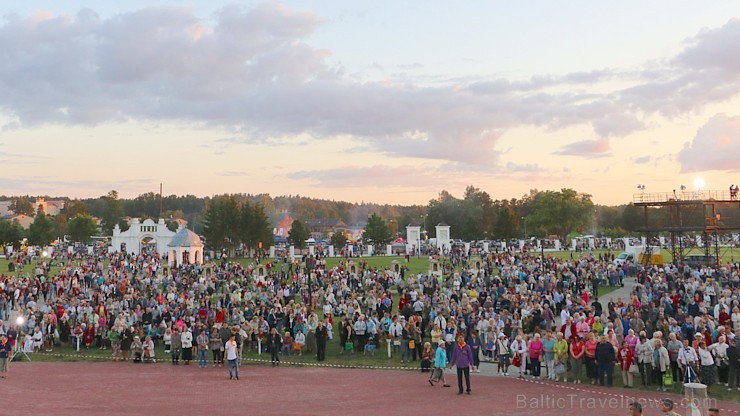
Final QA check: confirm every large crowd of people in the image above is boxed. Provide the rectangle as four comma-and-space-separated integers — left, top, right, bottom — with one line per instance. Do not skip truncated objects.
0, 246, 739, 399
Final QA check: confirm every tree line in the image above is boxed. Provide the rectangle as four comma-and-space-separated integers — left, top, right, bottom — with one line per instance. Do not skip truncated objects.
0, 186, 650, 248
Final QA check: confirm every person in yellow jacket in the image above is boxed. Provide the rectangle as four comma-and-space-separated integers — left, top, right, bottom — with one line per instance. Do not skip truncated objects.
553, 332, 569, 382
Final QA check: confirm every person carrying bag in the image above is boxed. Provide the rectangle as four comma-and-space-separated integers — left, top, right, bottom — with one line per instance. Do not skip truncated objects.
429, 340, 450, 387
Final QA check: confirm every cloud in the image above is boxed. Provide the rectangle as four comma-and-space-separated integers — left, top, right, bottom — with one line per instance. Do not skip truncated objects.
217, 171, 252, 177
3, 5, 740, 167
0, 176, 153, 197
397, 62, 423, 70
553, 138, 610, 158
505, 162, 542, 173
617, 19, 740, 118
285, 165, 452, 188
678, 113, 740, 172
0, 143, 49, 164
632, 156, 652, 164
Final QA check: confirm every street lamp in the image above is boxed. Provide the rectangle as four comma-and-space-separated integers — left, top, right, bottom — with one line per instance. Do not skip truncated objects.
521, 216, 527, 239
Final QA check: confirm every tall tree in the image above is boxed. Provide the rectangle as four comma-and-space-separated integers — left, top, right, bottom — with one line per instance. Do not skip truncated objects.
422, 186, 506, 240
0, 219, 24, 247
463, 185, 495, 238
64, 200, 89, 217
330, 232, 348, 248
363, 213, 392, 246
493, 200, 520, 239
10, 197, 34, 216
203, 195, 240, 251
203, 197, 225, 248
620, 203, 643, 232
28, 211, 55, 245
238, 202, 273, 254
101, 190, 124, 235
287, 220, 310, 249
247, 203, 273, 252
526, 188, 595, 238
238, 201, 253, 247
67, 214, 99, 243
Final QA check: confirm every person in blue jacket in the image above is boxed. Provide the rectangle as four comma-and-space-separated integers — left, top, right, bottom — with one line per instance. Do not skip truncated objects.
429, 340, 450, 387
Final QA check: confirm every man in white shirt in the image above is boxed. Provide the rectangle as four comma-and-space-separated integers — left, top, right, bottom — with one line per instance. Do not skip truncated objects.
434, 313, 447, 331
389, 316, 403, 352
181, 328, 193, 365
677, 339, 699, 383
560, 307, 571, 325
225, 333, 239, 380
354, 316, 367, 351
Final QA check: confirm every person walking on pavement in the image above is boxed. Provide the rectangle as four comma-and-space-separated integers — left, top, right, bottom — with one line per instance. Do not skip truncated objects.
224, 333, 239, 380
429, 340, 450, 387
450, 334, 474, 395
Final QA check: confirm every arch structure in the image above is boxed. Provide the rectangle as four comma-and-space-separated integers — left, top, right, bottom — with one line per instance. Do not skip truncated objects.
111, 218, 175, 256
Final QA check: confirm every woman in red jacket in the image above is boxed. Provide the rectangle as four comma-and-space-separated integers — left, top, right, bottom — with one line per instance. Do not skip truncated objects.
617, 340, 635, 388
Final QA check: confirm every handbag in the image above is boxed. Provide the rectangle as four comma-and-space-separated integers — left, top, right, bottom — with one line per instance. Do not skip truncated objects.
512, 354, 521, 367
663, 372, 673, 387
431, 367, 443, 382
409, 340, 415, 349
345, 341, 354, 351
628, 363, 639, 374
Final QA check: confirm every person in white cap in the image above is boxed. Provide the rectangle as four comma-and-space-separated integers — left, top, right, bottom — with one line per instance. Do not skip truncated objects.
511, 335, 528, 378
429, 340, 450, 387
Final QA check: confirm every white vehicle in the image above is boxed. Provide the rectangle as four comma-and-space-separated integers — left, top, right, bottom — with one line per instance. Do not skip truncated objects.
613, 251, 635, 266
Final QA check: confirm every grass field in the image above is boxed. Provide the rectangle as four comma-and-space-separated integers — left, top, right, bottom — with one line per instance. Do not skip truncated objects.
3, 245, 738, 279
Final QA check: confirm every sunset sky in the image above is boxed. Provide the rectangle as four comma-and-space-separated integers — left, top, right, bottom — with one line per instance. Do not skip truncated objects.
1, 1, 740, 206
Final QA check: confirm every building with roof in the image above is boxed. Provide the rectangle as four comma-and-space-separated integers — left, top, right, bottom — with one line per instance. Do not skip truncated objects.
305, 219, 349, 239
272, 212, 294, 238
167, 227, 204, 267
111, 218, 203, 266
33, 197, 65, 216
0, 214, 34, 229
0, 201, 11, 216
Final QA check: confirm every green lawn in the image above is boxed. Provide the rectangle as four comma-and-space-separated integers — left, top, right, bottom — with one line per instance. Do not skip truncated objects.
3, 245, 738, 278
0, 258, 66, 277
324, 255, 433, 275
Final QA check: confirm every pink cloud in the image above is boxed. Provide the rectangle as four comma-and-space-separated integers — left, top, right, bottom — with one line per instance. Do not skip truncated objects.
678, 113, 740, 172
553, 138, 610, 158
